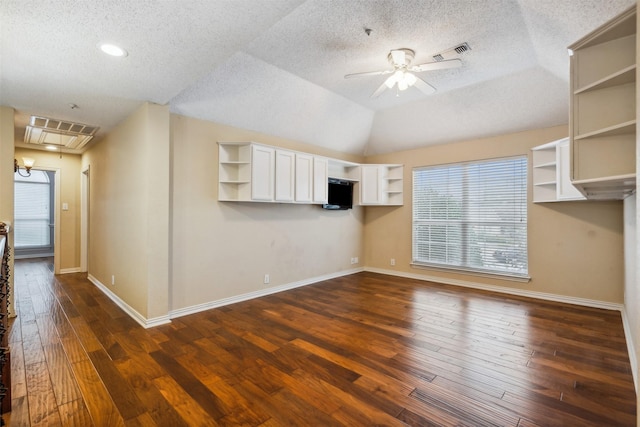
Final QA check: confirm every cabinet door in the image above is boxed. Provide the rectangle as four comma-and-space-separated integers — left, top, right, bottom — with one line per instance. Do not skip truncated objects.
313, 157, 328, 204
275, 149, 295, 202
557, 140, 585, 201
295, 153, 313, 203
251, 145, 275, 201
360, 165, 382, 205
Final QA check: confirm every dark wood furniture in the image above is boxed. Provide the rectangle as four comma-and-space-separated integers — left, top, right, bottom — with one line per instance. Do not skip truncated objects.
0, 222, 11, 424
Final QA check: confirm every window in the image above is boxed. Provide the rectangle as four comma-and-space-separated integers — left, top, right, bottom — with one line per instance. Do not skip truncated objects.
14, 170, 54, 251
412, 156, 528, 278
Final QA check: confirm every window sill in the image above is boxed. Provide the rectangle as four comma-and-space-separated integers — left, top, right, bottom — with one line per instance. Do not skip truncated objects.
410, 262, 531, 283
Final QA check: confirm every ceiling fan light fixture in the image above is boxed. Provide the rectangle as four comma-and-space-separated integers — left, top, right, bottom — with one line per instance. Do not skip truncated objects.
404, 72, 417, 87
384, 74, 397, 88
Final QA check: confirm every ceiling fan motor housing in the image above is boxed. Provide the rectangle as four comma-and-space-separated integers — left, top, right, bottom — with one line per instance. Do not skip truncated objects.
388, 48, 415, 67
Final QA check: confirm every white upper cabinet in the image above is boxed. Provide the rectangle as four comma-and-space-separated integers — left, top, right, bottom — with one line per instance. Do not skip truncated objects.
360, 165, 382, 205
218, 142, 402, 207
275, 149, 295, 202
295, 153, 313, 203
251, 144, 275, 201
360, 164, 404, 206
312, 157, 328, 204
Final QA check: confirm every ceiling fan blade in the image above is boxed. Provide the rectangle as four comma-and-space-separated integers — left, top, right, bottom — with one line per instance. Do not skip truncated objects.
344, 69, 393, 79
413, 76, 436, 95
371, 81, 388, 98
410, 58, 462, 72
390, 49, 406, 65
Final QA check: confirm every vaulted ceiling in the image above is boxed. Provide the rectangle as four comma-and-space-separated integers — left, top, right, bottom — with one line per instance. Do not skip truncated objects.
1, 0, 635, 156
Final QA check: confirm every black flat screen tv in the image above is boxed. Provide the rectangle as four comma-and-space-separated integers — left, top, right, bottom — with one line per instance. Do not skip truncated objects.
323, 178, 353, 210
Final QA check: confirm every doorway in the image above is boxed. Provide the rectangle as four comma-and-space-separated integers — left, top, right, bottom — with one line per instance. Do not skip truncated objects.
14, 167, 61, 274
14, 169, 55, 259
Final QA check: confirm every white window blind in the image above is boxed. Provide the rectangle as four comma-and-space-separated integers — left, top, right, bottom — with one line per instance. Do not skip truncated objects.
412, 156, 528, 278
14, 170, 51, 248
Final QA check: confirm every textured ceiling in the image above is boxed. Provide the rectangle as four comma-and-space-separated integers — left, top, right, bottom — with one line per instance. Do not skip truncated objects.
1, 0, 635, 156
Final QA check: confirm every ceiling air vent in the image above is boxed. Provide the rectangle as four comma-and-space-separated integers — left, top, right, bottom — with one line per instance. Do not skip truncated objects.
454, 42, 471, 55
432, 42, 472, 62
24, 116, 99, 150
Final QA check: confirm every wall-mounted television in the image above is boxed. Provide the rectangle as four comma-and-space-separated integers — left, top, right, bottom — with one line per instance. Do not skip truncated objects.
323, 178, 353, 210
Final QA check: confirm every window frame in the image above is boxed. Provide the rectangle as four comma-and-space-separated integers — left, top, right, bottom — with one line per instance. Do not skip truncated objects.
411, 155, 530, 281
14, 169, 55, 258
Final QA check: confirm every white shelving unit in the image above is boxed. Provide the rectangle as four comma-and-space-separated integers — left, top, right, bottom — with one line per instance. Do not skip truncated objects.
218, 142, 403, 207
532, 141, 558, 203
218, 142, 252, 201
569, 6, 636, 200
360, 164, 404, 206
532, 138, 585, 203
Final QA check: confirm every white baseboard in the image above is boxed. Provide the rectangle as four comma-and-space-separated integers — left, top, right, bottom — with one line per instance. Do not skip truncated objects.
364, 267, 625, 312
59, 267, 82, 274
169, 267, 364, 320
87, 274, 171, 329
621, 308, 638, 393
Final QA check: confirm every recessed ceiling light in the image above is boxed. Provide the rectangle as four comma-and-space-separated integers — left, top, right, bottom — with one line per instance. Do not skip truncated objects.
99, 43, 128, 57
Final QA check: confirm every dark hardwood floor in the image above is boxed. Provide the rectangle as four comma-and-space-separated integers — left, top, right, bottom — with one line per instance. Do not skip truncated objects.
4, 258, 636, 426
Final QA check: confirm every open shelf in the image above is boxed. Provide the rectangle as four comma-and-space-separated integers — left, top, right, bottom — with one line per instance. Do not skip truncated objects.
575, 64, 636, 94
569, 6, 636, 199
574, 120, 636, 140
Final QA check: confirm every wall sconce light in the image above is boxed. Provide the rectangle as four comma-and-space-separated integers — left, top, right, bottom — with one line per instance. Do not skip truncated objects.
14, 157, 35, 177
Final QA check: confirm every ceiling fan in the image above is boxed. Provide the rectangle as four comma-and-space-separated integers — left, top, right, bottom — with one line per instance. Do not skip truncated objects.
345, 48, 462, 98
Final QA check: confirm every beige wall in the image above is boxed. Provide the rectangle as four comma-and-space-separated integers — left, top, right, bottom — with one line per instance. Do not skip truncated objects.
170, 115, 364, 311
0, 107, 15, 316
14, 147, 82, 272
82, 102, 170, 320
365, 125, 625, 304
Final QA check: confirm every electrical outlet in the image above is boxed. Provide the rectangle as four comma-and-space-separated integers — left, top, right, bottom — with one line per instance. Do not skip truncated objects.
111, 275, 115, 285
354, 257, 358, 264
264, 274, 270, 284
390, 258, 396, 266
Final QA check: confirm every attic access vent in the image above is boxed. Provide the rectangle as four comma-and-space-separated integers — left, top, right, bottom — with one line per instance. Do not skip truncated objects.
25, 116, 99, 150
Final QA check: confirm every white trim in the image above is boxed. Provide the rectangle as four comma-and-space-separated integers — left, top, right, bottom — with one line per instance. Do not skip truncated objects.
170, 267, 363, 319
411, 262, 531, 283
364, 267, 625, 312
87, 274, 171, 329
15, 167, 61, 273
80, 166, 89, 273
59, 267, 82, 274
621, 308, 638, 392
14, 252, 54, 259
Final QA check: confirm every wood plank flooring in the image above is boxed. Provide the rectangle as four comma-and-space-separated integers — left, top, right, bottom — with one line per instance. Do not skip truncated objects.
4, 258, 637, 426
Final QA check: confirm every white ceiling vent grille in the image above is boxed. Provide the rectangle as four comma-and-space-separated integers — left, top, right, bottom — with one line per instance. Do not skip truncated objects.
432, 42, 471, 62
24, 116, 99, 150
454, 42, 471, 55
